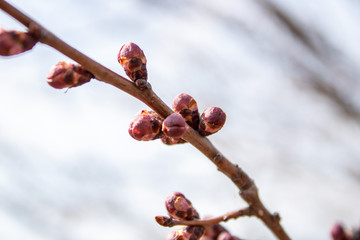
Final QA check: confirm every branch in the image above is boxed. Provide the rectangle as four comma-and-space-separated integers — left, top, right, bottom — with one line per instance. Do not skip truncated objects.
0, 1, 290, 239
155, 207, 255, 227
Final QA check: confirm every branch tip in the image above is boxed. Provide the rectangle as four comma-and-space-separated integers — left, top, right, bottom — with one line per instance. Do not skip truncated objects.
155, 216, 174, 227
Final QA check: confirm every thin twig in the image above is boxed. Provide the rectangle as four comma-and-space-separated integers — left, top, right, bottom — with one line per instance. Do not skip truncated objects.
0, 1, 290, 239
155, 207, 254, 227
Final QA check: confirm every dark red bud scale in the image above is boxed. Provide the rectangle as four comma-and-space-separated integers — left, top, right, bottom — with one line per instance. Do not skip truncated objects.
0, 27, 38, 56
46, 62, 94, 89
202, 224, 227, 239
128, 110, 163, 141
118, 42, 148, 88
161, 136, 187, 145
166, 226, 205, 240
172, 93, 200, 130
198, 107, 226, 136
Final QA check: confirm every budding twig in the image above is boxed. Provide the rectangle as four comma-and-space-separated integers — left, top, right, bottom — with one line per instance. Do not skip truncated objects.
156, 207, 254, 227
0, 1, 290, 239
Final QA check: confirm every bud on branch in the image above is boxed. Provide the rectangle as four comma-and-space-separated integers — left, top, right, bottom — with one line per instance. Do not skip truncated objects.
47, 62, 94, 89
199, 107, 226, 136
128, 110, 163, 141
0, 27, 38, 56
165, 192, 200, 221
172, 93, 200, 130
157, 192, 246, 239
118, 42, 148, 89
162, 192, 205, 240
162, 113, 189, 139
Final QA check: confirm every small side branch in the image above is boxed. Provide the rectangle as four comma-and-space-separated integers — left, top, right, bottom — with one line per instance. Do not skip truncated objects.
156, 207, 254, 227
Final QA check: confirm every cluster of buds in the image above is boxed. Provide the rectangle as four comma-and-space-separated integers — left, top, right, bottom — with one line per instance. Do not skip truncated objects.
128, 110, 187, 142
46, 61, 94, 89
156, 192, 242, 240
118, 42, 148, 89
128, 93, 226, 144
163, 93, 226, 145
331, 223, 360, 240
155, 192, 240, 240
172, 94, 226, 137
0, 27, 38, 56
200, 224, 242, 240
163, 192, 205, 240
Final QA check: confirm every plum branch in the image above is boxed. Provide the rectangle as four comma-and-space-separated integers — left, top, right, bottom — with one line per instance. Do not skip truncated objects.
0, 1, 290, 239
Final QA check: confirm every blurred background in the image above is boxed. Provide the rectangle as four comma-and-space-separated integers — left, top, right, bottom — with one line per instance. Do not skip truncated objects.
1, 0, 359, 239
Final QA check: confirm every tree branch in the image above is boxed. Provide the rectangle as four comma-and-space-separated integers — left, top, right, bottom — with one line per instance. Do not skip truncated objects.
0, 1, 290, 239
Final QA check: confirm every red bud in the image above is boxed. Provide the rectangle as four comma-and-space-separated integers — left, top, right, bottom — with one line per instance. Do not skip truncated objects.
172, 93, 200, 130
162, 113, 188, 139
331, 223, 347, 240
165, 192, 199, 221
117, 42, 148, 85
198, 107, 226, 136
128, 110, 163, 141
0, 27, 38, 56
46, 62, 94, 89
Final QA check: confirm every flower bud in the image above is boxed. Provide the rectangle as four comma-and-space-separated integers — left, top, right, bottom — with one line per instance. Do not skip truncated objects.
162, 113, 188, 139
155, 216, 173, 227
166, 226, 205, 240
165, 192, 199, 221
0, 27, 38, 56
46, 62, 94, 89
198, 107, 226, 136
128, 110, 163, 141
331, 223, 347, 240
117, 42, 148, 87
172, 93, 200, 130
